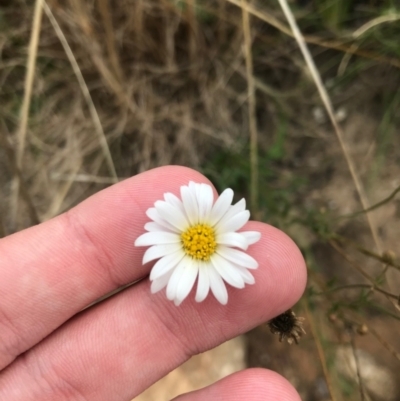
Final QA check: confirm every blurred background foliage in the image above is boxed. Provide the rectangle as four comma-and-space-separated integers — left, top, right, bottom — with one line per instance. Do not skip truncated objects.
1, 0, 400, 399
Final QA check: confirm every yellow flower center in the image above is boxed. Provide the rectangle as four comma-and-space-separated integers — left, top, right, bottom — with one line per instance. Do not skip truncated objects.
181, 224, 217, 261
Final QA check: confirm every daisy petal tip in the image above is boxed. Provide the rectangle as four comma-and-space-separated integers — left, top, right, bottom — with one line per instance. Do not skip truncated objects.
150, 286, 159, 294
142, 255, 150, 265
134, 236, 144, 247
253, 232, 262, 243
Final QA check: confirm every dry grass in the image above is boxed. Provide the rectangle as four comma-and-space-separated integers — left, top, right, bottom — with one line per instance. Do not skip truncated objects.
1, 1, 400, 399
1, 0, 248, 227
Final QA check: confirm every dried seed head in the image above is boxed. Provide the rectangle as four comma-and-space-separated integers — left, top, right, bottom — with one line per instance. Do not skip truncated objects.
267, 309, 306, 345
356, 323, 368, 335
382, 250, 396, 264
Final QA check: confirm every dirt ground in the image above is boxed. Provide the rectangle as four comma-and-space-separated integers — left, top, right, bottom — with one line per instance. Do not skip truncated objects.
1, 2, 400, 400
245, 92, 400, 401
132, 88, 400, 400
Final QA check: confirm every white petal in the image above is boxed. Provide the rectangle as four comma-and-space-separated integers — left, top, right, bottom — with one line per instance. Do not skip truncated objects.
146, 208, 178, 232
209, 188, 234, 226
143, 243, 182, 264
135, 231, 181, 246
195, 262, 211, 302
189, 181, 202, 200
216, 232, 248, 250
174, 258, 199, 305
181, 185, 199, 225
150, 250, 185, 280
216, 246, 258, 269
166, 258, 187, 301
217, 199, 246, 228
144, 222, 175, 233
155, 201, 189, 231
151, 269, 174, 293
210, 254, 245, 289
208, 265, 228, 305
198, 184, 213, 222
188, 181, 197, 192
164, 192, 184, 211
224, 199, 246, 219
241, 231, 261, 245
216, 210, 250, 234
236, 265, 255, 285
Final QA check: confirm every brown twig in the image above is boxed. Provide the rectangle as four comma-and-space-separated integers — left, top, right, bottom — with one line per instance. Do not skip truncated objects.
304, 301, 337, 401
330, 240, 400, 312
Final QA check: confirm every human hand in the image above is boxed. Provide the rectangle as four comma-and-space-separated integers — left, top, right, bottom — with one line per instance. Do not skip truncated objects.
0, 166, 306, 400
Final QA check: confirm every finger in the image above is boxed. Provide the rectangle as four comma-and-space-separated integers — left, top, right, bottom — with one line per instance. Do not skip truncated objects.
0, 221, 307, 401
0, 166, 209, 370
172, 368, 301, 401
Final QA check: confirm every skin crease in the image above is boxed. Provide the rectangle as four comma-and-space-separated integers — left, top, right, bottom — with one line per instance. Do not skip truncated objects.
0, 166, 307, 401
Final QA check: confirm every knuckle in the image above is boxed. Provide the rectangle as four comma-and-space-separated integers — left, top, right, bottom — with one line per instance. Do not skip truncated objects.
19, 352, 89, 401
62, 210, 121, 288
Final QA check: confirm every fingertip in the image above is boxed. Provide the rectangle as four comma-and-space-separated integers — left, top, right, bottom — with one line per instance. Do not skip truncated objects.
172, 368, 301, 401
244, 221, 307, 318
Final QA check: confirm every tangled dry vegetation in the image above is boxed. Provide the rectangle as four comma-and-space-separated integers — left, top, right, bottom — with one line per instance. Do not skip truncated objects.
1, 0, 400, 400
1, 0, 253, 229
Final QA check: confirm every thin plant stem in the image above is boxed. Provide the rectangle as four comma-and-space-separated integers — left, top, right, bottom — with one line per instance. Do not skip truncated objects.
225, 0, 400, 69
340, 184, 400, 219
1, 122, 40, 226
11, 0, 44, 228
0, 210, 5, 238
16, 0, 43, 169
43, 1, 118, 182
304, 302, 337, 401
275, 0, 391, 298
187, 0, 198, 71
350, 335, 366, 401
353, 13, 400, 37
330, 241, 400, 311
334, 235, 400, 272
368, 326, 400, 362
98, 0, 124, 82
241, 0, 258, 214
320, 284, 399, 300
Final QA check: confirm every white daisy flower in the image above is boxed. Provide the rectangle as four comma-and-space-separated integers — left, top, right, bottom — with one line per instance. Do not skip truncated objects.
134, 181, 261, 306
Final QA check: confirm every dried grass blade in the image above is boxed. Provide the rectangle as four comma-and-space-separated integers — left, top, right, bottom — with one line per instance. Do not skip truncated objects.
97, 0, 124, 82
276, 0, 382, 255
241, 0, 258, 214
43, 1, 118, 182
11, 0, 44, 228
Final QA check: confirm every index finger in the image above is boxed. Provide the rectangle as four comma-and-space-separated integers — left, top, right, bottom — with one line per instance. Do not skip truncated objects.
0, 166, 211, 370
